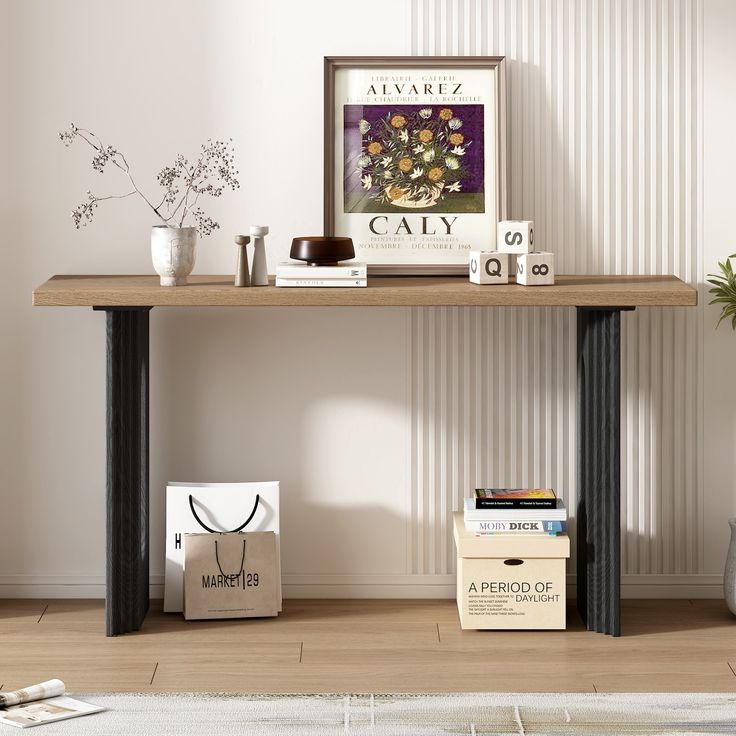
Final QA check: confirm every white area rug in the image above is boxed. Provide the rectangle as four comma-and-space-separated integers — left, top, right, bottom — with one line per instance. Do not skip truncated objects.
28, 693, 736, 734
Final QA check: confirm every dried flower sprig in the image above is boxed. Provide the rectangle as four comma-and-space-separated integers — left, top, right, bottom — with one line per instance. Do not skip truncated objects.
59, 124, 240, 236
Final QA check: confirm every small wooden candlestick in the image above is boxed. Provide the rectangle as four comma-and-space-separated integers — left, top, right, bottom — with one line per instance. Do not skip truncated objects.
234, 235, 251, 287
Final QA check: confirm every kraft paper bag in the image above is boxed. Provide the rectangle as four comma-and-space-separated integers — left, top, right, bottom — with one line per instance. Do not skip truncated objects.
183, 532, 279, 621
165, 481, 281, 613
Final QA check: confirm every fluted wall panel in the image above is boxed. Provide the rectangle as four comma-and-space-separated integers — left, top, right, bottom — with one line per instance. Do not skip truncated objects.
408, 0, 703, 577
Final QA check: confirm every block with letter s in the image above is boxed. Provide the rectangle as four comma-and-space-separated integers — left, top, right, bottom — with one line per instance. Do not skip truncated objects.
469, 251, 510, 284
497, 220, 534, 254
516, 251, 555, 286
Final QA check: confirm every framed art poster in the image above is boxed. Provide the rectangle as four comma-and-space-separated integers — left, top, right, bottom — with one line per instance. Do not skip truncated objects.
325, 56, 507, 274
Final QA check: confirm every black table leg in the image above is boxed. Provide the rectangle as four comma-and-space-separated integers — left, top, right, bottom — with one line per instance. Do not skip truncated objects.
96, 307, 151, 636
576, 307, 626, 636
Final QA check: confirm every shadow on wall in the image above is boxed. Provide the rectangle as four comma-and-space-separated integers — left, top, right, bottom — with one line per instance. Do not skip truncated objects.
149, 305, 409, 581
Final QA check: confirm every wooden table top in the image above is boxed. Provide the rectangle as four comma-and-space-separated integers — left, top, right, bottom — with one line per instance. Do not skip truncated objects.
33, 274, 698, 308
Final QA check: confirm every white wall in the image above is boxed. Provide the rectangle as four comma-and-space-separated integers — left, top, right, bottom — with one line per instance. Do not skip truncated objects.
0, 0, 415, 598
703, 0, 736, 574
1, 0, 735, 599
406, 0, 715, 599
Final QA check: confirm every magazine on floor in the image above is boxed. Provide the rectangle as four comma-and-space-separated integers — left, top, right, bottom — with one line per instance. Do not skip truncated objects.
0, 680, 104, 729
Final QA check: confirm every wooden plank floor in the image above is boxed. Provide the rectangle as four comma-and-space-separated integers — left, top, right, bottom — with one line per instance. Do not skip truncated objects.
1, 599, 735, 694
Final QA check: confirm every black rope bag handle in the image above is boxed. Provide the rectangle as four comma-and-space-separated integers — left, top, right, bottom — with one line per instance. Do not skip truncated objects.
188, 493, 260, 534
215, 538, 246, 581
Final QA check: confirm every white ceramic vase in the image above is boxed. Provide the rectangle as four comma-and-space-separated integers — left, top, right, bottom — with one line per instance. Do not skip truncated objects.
151, 226, 198, 286
250, 225, 269, 286
725, 518, 736, 615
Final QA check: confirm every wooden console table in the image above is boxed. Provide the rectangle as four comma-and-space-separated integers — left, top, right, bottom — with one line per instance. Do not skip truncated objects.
33, 274, 697, 637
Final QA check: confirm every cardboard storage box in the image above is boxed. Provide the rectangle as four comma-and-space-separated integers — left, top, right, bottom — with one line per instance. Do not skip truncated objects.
453, 512, 570, 630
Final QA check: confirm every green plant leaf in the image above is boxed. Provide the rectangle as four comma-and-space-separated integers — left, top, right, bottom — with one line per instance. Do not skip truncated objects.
709, 256, 736, 329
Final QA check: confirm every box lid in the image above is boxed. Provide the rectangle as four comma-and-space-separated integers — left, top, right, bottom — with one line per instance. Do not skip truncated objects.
453, 513, 570, 559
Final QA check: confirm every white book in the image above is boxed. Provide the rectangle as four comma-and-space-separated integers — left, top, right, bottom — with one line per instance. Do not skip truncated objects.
464, 519, 566, 533
275, 278, 367, 288
0, 697, 105, 728
277, 261, 367, 279
0, 681, 104, 729
463, 497, 567, 522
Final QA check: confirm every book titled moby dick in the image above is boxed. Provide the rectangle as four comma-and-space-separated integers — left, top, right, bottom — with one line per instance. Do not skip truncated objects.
472, 488, 557, 509
464, 519, 566, 534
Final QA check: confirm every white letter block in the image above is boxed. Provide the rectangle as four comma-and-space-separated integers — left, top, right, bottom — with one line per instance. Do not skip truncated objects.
497, 220, 535, 254
469, 251, 510, 284
516, 251, 555, 286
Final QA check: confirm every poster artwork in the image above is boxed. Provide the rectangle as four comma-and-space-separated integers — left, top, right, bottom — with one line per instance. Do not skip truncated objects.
343, 103, 485, 217
328, 62, 504, 269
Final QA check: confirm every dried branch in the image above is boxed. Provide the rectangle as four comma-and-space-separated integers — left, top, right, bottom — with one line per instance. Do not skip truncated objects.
59, 124, 239, 235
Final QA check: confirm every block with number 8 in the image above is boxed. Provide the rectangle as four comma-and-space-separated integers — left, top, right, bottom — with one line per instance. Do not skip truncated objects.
516, 251, 555, 286
497, 220, 534, 254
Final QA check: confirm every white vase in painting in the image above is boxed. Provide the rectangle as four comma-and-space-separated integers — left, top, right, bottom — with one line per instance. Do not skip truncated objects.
151, 226, 198, 286
383, 183, 444, 209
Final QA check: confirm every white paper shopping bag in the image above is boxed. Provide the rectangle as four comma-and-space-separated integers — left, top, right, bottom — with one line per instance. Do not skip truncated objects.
164, 481, 280, 613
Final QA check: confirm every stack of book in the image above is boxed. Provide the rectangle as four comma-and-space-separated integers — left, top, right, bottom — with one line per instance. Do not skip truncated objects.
464, 488, 567, 536
275, 262, 367, 288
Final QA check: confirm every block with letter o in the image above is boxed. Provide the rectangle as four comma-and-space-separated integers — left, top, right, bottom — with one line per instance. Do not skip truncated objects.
469, 251, 510, 285
516, 251, 555, 286
497, 220, 534, 254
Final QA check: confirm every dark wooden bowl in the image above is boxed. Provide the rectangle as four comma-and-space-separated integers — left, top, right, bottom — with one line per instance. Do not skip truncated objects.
290, 236, 355, 266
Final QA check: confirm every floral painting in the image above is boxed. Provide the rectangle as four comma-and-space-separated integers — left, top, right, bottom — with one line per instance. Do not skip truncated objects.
343, 104, 485, 214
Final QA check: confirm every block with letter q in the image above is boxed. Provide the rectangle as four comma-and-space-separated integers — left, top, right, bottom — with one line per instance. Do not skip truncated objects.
469, 251, 510, 285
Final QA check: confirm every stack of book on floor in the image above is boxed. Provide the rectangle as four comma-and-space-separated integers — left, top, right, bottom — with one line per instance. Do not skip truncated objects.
275, 262, 367, 288
464, 488, 567, 536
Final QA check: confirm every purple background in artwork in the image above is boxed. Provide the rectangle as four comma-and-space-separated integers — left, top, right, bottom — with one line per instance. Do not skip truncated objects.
344, 103, 485, 193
